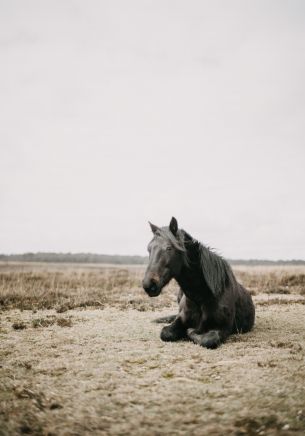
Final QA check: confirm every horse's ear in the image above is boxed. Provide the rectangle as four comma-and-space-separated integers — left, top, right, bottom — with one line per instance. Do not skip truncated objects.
149, 222, 160, 234
169, 217, 178, 236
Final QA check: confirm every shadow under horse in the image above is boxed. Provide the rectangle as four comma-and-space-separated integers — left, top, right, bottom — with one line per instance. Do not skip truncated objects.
142, 217, 255, 349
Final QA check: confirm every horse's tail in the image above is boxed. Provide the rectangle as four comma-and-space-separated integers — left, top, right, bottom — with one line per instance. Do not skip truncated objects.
152, 314, 177, 324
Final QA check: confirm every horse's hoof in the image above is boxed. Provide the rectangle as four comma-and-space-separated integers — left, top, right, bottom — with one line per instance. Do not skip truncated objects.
201, 331, 221, 349
187, 328, 195, 337
160, 326, 179, 342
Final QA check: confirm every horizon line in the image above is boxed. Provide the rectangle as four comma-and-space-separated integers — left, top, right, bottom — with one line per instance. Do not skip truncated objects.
0, 252, 304, 264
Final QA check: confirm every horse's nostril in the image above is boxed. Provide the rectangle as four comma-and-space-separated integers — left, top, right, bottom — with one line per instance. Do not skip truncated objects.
143, 277, 159, 295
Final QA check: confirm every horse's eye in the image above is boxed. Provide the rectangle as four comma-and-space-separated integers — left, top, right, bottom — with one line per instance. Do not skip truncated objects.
166, 246, 172, 251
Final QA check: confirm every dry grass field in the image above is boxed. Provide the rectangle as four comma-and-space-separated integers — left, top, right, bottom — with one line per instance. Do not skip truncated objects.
1, 262, 305, 435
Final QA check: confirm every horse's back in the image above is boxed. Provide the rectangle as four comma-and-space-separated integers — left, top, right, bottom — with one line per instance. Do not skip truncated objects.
233, 284, 255, 334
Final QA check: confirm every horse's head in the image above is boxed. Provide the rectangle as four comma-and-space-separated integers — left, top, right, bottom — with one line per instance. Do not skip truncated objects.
142, 217, 185, 297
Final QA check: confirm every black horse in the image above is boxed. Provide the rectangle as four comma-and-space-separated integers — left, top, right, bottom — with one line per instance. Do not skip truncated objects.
142, 217, 255, 349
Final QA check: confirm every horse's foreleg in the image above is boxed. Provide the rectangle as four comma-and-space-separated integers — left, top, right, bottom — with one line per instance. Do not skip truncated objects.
160, 316, 186, 342
187, 297, 235, 348
187, 328, 230, 349
160, 292, 198, 342
153, 314, 177, 324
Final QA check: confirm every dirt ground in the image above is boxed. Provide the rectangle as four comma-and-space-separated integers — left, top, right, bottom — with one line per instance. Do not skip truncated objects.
1, 265, 305, 435
1, 301, 305, 435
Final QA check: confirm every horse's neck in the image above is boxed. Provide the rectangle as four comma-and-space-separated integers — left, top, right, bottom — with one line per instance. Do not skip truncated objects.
175, 239, 211, 303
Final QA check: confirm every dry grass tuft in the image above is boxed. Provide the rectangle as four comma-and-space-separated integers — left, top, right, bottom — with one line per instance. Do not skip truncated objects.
56, 317, 72, 327
256, 297, 305, 306
12, 321, 27, 330
31, 316, 73, 328
32, 317, 56, 328
234, 414, 280, 433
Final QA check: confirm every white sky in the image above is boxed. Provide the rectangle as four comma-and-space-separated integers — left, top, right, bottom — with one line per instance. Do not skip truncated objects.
1, 0, 305, 259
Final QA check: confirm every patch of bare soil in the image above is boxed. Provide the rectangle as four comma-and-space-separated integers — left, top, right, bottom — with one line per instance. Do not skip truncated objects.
1, 299, 305, 435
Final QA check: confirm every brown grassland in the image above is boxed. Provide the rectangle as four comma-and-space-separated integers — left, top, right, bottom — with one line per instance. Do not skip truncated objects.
1, 262, 305, 435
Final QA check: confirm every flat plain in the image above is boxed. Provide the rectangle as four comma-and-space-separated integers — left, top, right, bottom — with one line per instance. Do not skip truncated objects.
1, 262, 305, 435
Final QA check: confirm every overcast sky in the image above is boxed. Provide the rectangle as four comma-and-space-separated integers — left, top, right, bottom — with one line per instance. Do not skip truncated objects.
1, 0, 305, 259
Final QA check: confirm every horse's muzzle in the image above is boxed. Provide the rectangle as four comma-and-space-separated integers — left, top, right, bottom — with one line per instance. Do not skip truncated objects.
142, 278, 161, 297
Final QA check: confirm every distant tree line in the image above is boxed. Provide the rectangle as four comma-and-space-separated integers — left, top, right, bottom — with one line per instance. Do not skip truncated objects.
229, 259, 305, 266
0, 253, 304, 265
0, 252, 148, 264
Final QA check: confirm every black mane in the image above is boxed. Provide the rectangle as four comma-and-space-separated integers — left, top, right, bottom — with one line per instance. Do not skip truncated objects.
181, 230, 234, 297
158, 227, 234, 298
